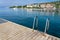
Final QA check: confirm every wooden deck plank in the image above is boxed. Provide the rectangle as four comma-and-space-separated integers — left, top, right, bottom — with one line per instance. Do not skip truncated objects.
0, 19, 60, 40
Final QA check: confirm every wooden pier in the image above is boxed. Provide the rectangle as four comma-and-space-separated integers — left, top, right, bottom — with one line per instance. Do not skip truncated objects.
0, 18, 60, 40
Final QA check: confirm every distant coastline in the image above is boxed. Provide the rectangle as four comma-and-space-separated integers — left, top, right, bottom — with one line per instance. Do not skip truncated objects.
10, 1, 60, 10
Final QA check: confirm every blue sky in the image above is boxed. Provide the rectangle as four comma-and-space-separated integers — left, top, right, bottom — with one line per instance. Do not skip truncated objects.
0, 0, 59, 7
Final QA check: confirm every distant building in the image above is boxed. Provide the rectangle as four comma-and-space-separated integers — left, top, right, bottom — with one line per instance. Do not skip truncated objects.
27, 5, 33, 7
40, 3, 55, 9
40, 4, 46, 8
26, 1, 60, 10
27, 4, 39, 8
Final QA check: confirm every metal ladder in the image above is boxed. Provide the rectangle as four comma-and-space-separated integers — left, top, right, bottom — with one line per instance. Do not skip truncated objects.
32, 16, 49, 33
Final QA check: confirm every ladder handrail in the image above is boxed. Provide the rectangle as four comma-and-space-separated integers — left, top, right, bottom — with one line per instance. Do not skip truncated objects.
36, 16, 38, 30
44, 18, 49, 33
32, 16, 36, 32
32, 16, 38, 32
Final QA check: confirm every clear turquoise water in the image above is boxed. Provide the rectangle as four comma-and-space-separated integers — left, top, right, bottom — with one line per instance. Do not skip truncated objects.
0, 8, 60, 38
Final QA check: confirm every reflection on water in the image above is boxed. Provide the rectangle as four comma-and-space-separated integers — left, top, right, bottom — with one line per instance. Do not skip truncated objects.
25, 8, 60, 16
54, 11, 60, 16
0, 8, 60, 38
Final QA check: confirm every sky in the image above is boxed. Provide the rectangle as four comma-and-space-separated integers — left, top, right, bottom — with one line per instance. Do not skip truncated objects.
0, 0, 59, 7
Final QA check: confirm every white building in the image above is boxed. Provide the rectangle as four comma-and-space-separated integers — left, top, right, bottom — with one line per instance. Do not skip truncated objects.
40, 4, 46, 8
27, 4, 39, 8
27, 5, 33, 7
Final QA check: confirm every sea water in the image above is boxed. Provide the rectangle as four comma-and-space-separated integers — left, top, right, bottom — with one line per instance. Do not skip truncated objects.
0, 8, 60, 38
